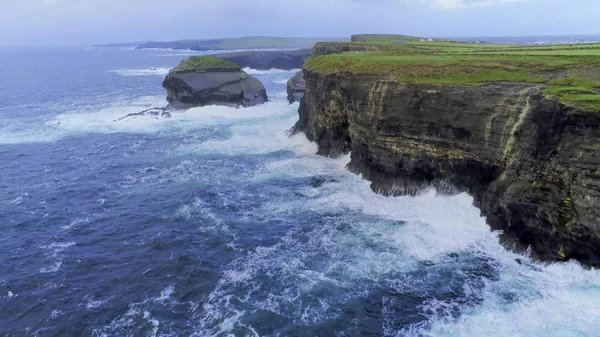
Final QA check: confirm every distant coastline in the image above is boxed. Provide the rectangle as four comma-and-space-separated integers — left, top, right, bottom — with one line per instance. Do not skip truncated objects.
94, 36, 347, 51
94, 35, 600, 51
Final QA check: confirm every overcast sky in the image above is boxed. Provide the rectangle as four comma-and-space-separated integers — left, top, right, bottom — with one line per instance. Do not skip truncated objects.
0, 0, 599, 46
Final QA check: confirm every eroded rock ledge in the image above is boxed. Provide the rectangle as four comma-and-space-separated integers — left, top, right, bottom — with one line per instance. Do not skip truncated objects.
293, 69, 600, 267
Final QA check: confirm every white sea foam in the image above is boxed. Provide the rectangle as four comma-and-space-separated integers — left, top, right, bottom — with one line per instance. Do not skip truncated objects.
243, 67, 301, 75
85, 297, 108, 310
172, 101, 310, 157
94, 286, 184, 337
38, 241, 76, 273
0, 95, 167, 144
0, 86, 299, 144
10, 193, 27, 204
109, 68, 171, 76
62, 216, 92, 230
40, 261, 63, 273
40, 241, 76, 257
190, 123, 600, 336
155, 286, 175, 302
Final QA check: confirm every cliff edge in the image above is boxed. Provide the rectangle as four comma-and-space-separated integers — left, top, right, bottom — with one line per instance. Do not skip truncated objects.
293, 41, 600, 267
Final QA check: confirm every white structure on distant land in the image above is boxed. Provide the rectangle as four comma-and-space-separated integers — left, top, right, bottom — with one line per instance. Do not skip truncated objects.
428, 38, 434, 42
420, 39, 425, 42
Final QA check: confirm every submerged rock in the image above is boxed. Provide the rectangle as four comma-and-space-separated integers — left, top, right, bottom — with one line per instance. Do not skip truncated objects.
286, 71, 306, 104
162, 56, 268, 109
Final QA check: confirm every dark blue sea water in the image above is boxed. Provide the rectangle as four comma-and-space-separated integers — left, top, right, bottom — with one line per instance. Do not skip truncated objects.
0, 46, 599, 337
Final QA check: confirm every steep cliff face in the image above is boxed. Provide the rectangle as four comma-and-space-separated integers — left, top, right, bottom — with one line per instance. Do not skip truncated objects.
294, 70, 600, 267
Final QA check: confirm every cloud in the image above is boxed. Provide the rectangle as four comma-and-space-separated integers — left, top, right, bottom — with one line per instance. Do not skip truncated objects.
0, 0, 597, 46
424, 0, 526, 9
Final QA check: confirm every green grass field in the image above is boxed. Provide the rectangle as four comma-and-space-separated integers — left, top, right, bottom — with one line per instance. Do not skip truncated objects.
305, 36, 600, 111
173, 56, 239, 72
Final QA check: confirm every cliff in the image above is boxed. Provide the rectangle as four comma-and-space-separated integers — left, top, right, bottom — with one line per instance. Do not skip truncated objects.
163, 56, 268, 109
212, 49, 310, 70
294, 42, 600, 267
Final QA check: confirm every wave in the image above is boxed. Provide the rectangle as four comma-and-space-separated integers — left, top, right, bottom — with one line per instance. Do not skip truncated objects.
0, 96, 296, 145
243, 67, 301, 75
109, 68, 171, 76
183, 126, 600, 336
172, 102, 311, 157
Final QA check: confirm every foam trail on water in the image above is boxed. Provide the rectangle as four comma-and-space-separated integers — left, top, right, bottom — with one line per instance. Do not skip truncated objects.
109, 68, 171, 76
0, 97, 296, 144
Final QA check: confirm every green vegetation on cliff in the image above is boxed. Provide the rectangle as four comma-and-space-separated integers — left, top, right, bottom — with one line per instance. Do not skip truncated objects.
305, 39, 600, 111
173, 56, 240, 72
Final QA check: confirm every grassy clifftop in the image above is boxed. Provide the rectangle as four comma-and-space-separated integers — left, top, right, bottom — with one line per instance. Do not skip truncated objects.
173, 56, 240, 72
305, 40, 600, 111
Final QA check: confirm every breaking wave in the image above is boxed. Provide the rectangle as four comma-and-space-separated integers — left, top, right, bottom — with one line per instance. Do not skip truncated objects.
109, 68, 171, 76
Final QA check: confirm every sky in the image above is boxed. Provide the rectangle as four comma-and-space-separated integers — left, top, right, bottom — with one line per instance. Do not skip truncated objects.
0, 0, 599, 46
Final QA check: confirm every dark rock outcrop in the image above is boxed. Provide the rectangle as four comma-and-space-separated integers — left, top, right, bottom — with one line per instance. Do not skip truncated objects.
212, 49, 311, 71
116, 107, 171, 121
286, 71, 306, 104
163, 66, 268, 109
294, 69, 600, 268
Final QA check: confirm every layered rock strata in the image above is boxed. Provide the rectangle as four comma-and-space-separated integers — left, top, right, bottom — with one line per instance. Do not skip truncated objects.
293, 70, 600, 267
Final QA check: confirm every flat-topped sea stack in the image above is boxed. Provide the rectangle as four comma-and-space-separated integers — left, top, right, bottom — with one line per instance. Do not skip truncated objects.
293, 35, 600, 268
163, 56, 268, 109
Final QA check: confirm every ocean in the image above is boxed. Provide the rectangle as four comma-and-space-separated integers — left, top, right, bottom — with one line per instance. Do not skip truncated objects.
0, 44, 599, 337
